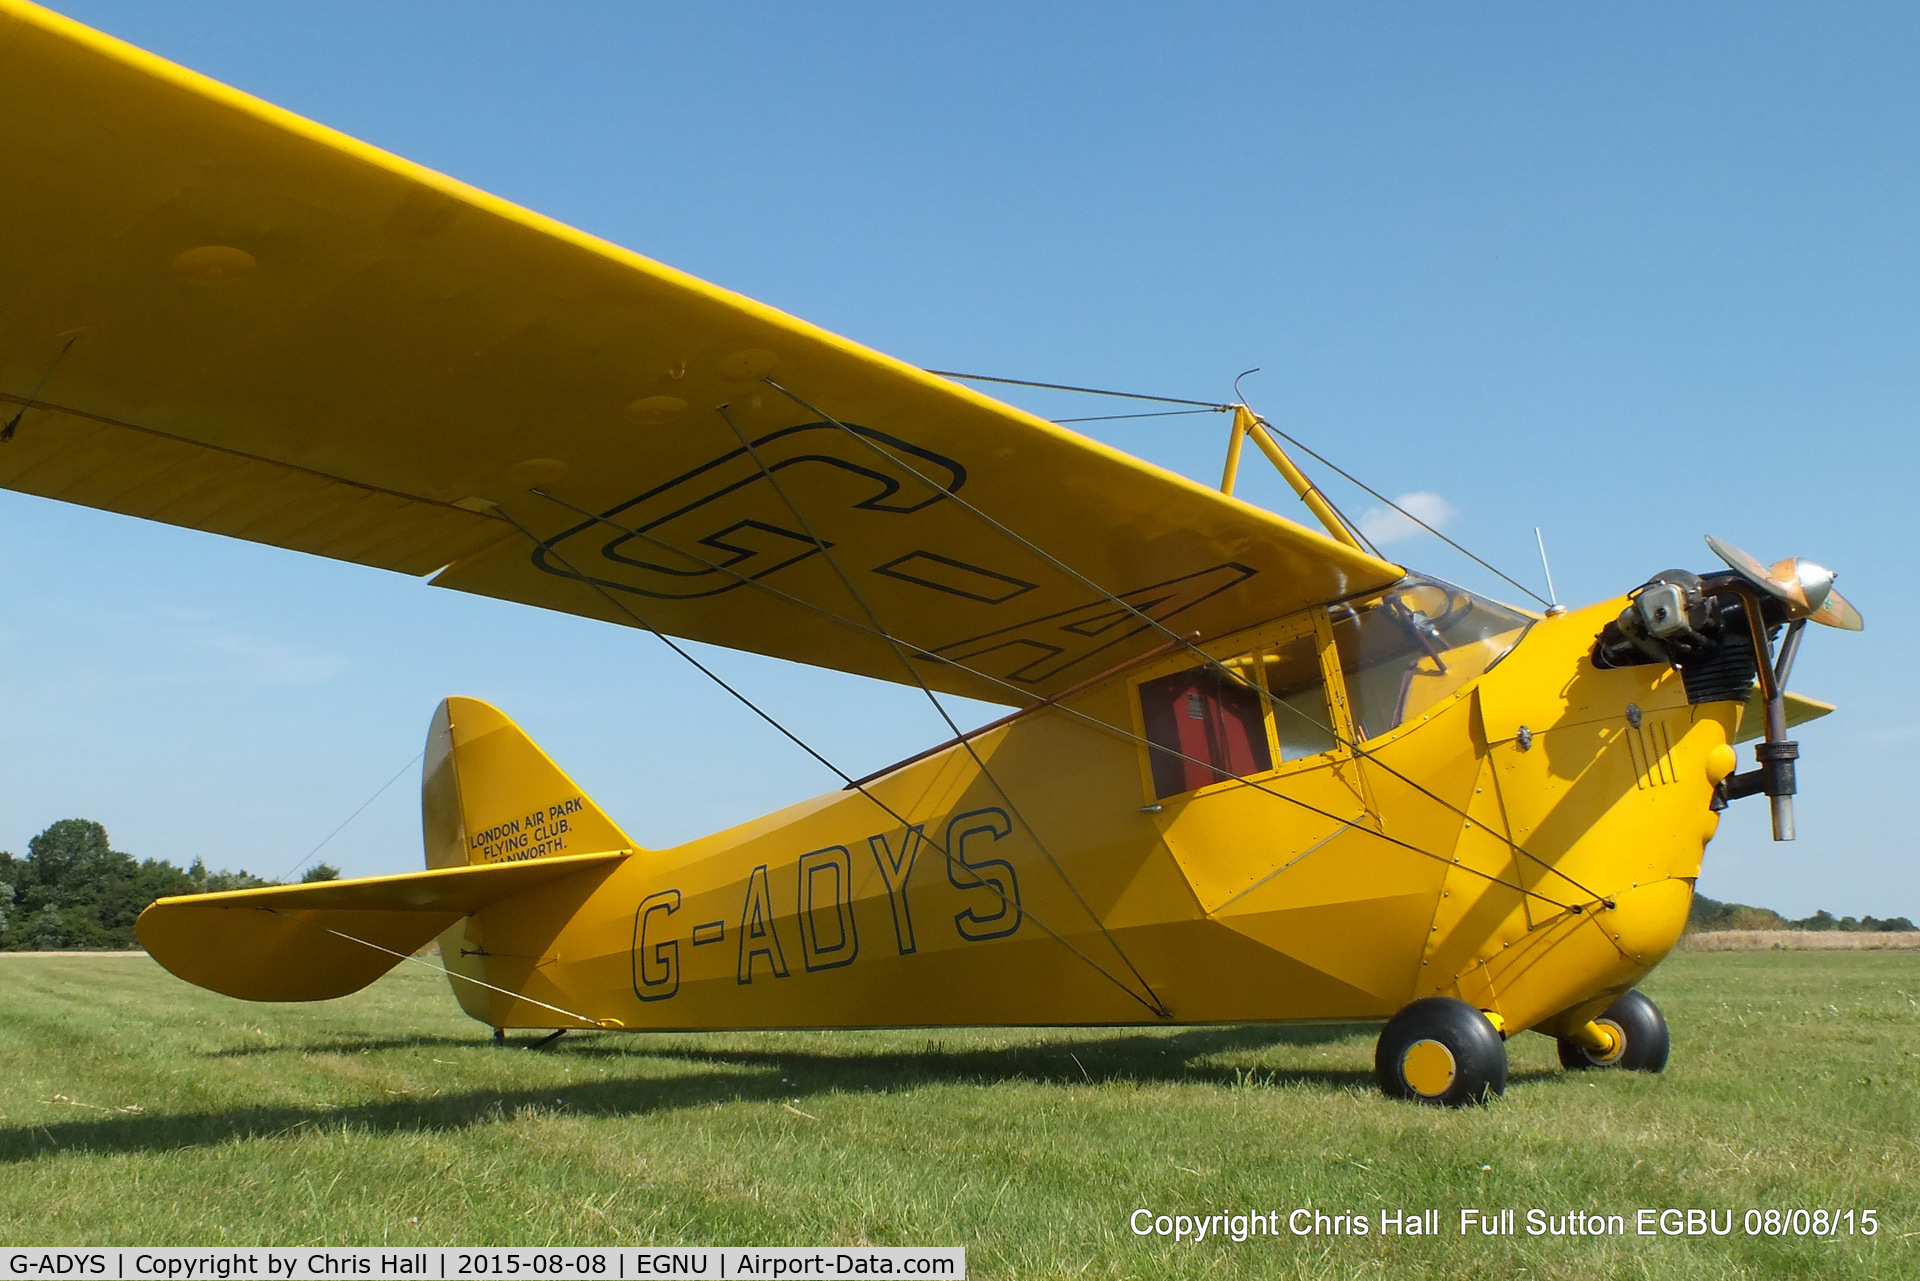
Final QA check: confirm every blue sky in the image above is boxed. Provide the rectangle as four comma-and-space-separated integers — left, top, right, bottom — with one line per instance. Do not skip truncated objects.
4, 2, 1915, 916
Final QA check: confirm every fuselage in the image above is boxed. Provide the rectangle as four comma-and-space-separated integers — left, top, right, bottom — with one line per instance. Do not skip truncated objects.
440, 581, 1735, 1038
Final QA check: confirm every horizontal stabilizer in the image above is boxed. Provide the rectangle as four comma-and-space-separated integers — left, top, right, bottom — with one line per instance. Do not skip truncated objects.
1734, 689, 1834, 744
136, 849, 627, 1002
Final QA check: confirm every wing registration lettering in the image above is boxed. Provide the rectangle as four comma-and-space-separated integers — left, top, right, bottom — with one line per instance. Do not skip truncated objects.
531, 421, 965, 601
933, 563, 1258, 686
871, 550, 1039, 605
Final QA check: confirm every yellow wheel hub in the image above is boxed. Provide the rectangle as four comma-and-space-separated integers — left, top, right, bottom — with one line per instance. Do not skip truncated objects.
1402, 1038, 1457, 1097
1584, 1017, 1627, 1065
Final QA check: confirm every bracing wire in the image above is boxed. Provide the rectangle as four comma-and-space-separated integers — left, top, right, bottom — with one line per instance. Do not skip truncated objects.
491, 506, 1175, 1019
1051, 408, 1223, 424
932, 373, 1570, 862
1253, 414, 1551, 608
763, 376, 1606, 909
274, 751, 425, 883
522, 484, 1583, 914
0, 332, 81, 442
713, 405, 1170, 1015
927, 369, 1230, 410
268, 909, 603, 1028
933, 362, 1544, 607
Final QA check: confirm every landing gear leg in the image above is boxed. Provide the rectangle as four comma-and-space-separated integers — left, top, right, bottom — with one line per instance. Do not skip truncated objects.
1375, 997, 1509, 1107
492, 1027, 507, 1047
1557, 989, 1670, 1072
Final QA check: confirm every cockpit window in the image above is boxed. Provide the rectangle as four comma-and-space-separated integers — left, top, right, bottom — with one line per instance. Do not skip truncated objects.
1139, 665, 1271, 798
1329, 575, 1533, 741
1227, 633, 1340, 762
1138, 630, 1341, 799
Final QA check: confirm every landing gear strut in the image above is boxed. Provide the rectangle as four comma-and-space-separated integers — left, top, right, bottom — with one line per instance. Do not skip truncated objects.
1375, 997, 1508, 1107
1556, 989, 1670, 1072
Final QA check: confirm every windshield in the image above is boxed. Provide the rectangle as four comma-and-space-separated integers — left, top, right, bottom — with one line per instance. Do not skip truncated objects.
1329, 576, 1533, 741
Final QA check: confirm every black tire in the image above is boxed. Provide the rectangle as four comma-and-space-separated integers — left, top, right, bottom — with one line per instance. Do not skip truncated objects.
1375, 997, 1509, 1107
1556, 989, 1670, 1072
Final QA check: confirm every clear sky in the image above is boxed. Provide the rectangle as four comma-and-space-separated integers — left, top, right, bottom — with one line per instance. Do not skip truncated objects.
4, 2, 1915, 917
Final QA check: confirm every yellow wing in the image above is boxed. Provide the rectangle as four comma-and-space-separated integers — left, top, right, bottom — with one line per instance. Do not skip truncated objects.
0, 0, 1403, 705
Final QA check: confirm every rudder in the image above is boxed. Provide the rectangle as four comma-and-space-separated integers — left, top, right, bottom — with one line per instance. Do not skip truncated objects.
423, 696, 636, 870
422, 696, 638, 1023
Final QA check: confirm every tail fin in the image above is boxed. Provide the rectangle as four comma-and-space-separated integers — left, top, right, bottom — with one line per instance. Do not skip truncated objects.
422, 696, 637, 870
137, 698, 635, 1012
137, 698, 637, 1009
422, 696, 638, 1024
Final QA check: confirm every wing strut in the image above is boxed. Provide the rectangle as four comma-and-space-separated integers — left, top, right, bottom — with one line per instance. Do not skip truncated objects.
1252, 411, 1554, 609
761, 376, 1613, 914
1217, 403, 1370, 552
516, 480, 1587, 913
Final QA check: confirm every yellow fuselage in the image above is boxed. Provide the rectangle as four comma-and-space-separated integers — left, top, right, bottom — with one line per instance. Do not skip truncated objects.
440, 591, 1732, 1040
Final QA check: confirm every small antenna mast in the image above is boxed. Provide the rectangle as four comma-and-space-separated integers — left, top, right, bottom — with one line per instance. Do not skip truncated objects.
1535, 527, 1566, 615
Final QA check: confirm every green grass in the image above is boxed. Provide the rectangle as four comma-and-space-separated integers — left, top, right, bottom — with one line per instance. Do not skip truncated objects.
1, 952, 1917, 1278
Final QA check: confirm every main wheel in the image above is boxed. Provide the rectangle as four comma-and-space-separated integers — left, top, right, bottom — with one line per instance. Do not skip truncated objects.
1556, 989, 1670, 1072
1375, 997, 1508, 1107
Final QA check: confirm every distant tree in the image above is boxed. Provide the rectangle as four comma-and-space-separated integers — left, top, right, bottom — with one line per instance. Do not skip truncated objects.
300, 863, 342, 883
1785, 910, 1916, 932
1689, 893, 1916, 934
187, 858, 275, 894
133, 857, 198, 905
0, 820, 130, 948
20, 819, 134, 906
1687, 893, 1789, 932
0, 819, 284, 951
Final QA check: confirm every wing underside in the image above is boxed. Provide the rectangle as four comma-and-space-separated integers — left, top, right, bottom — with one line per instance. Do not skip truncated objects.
0, 0, 1404, 704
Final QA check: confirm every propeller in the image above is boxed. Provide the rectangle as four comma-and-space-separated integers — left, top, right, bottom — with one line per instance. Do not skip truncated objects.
1700, 535, 1864, 842
1705, 535, 1864, 631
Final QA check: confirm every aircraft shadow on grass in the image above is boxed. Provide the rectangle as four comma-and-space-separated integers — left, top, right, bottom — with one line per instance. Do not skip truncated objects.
3, 1023, 1564, 1163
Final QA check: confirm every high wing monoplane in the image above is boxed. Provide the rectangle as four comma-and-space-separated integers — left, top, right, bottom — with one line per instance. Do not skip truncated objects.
0, 1, 1862, 1104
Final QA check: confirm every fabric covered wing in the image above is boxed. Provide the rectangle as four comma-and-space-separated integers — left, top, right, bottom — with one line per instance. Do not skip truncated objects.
0, 1, 1404, 704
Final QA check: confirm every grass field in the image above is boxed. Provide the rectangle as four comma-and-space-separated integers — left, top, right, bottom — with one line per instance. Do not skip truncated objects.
2, 952, 1916, 1279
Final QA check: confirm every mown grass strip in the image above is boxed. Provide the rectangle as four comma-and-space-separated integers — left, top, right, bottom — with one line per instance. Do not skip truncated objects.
1, 952, 1915, 1278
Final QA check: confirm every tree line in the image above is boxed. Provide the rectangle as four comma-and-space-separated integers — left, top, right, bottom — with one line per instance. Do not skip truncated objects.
1689, 892, 1915, 933
0, 818, 337, 951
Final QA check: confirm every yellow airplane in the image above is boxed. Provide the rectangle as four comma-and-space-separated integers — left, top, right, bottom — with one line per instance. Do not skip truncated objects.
0, 1, 1863, 1105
